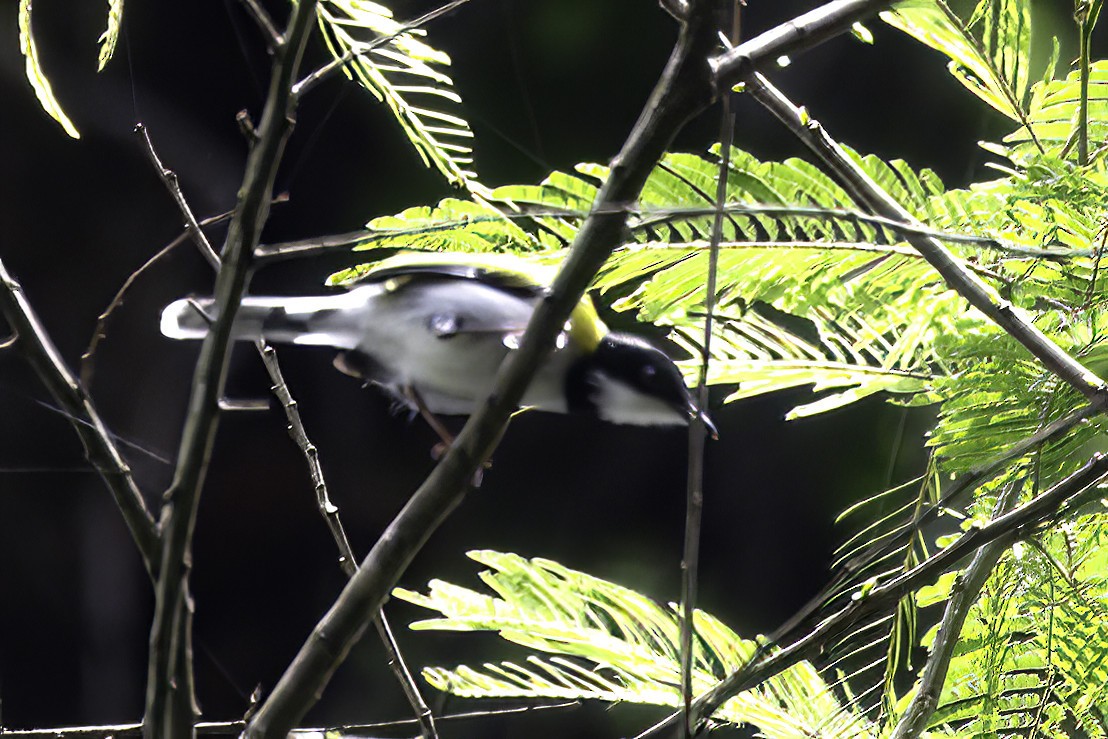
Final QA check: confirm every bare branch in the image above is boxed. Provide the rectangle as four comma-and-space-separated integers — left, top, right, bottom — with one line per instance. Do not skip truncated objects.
659, 0, 689, 22
0, 702, 580, 739
0, 257, 160, 574
709, 0, 898, 85
255, 342, 438, 738
255, 201, 1061, 265
682, 4, 739, 729
243, 1, 729, 734
135, 123, 220, 269
145, 2, 322, 735
80, 209, 239, 388
239, 0, 283, 50
745, 72, 1108, 409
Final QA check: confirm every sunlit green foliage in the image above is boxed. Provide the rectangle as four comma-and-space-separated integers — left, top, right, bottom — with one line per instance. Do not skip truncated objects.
396, 551, 879, 737
315, 0, 486, 194
358, 0, 1108, 734
18, 0, 81, 139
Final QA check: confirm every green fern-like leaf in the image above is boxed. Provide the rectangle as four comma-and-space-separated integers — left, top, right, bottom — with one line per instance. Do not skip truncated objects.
316, 0, 486, 194
918, 515, 1108, 737
880, 0, 1037, 124
395, 551, 879, 737
18, 0, 81, 139
97, 0, 123, 72
1001, 61, 1108, 162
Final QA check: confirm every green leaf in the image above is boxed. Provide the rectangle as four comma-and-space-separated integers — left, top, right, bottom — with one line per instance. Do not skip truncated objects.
396, 551, 878, 737
316, 0, 485, 194
18, 0, 81, 139
880, 0, 1035, 123
97, 0, 123, 72
1003, 60, 1108, 161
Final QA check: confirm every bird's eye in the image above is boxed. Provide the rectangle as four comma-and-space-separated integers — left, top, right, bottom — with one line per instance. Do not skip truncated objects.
640, 364, 657, 382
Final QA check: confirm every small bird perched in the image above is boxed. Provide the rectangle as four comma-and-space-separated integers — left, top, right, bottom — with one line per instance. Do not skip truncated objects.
160, 251, 713, 431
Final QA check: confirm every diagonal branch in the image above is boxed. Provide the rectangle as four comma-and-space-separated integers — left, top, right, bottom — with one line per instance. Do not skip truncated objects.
0, 257, 160, 575
242, 1, 730, 734
768, 404, 1098, 648
243, 0, 940, 732
255, 343, 439, 738
144, 1, 321, 735
744, 72, 1108, 413
709, 0, 899, 83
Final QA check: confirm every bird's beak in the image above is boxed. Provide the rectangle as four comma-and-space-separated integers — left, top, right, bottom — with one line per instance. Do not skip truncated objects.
688, 402, 719, 440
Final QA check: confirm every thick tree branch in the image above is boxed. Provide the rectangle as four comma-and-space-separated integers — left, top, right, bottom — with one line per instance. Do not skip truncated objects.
709, 0, 898, 84
745, 72, 1108, 412
0, 257, 160, 574
144, 1, 320, 736
244, 0, 944, 731
243, 2, 728, 735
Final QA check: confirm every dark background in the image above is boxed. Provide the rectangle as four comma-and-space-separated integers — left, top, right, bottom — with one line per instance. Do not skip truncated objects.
0, 1, 1085, 736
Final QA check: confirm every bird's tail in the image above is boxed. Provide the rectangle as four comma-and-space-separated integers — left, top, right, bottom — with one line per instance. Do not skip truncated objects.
160, 292, 367, 349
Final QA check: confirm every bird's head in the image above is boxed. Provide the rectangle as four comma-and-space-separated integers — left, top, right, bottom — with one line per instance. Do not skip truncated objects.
570, 333, 716, 434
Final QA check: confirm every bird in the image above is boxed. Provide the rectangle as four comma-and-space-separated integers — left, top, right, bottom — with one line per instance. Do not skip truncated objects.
160, 251, 714, 433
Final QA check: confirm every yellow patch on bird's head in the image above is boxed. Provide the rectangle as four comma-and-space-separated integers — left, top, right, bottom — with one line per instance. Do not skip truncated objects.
567, 299, 606, 352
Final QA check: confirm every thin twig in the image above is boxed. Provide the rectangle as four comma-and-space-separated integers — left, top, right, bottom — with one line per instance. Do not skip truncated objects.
254, 203, 1068, 264
255, 342, 438, 738
0, 701, 579, 738
140, 102, 437, 733
239, 0, 283, 49
243, 1, 730, 734
889, 479, 1025, 738
0, 257, 160, 574
145, 2, 321, 735
292, 0, 474, 98
659, 0, 689, 22
136, 123, 220, 269
80, 209, 237, 388
745, 72, 1108, 413
639, 453, 1108, 735
681, 5, 738, 733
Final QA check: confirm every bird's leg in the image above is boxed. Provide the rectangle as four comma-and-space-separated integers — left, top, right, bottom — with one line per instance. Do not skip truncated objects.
404, 386, 490, 486
404, 386, 456, 449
